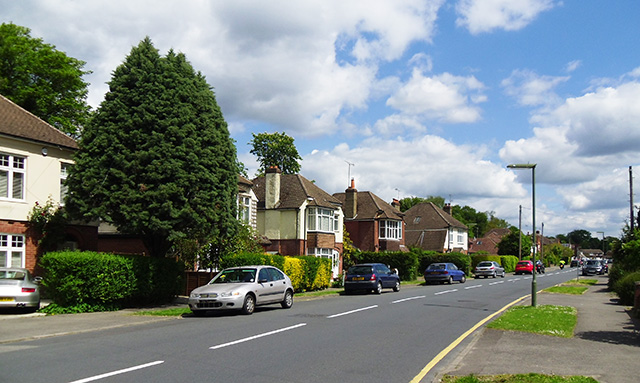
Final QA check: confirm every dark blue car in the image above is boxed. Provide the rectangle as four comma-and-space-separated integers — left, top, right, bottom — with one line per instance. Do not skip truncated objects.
344, 263, 400, 294
424, 262, 466, 284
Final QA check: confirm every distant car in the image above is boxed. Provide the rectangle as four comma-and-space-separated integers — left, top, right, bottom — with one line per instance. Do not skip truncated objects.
344, 263, 400, 294
474, 261, 505, 278
0, 267, 41, 312
570, 259, 578, 267
188, 265, 294, 316
582, 259, 604, 276
424, 263, 466, 284
515, 260, 534, 275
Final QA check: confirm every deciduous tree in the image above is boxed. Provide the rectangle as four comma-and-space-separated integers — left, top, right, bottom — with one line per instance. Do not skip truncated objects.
249, 131, 302, 175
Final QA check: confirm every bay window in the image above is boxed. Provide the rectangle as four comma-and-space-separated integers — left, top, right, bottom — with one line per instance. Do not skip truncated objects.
307, 207, 337, 232
379, 220, 402, 240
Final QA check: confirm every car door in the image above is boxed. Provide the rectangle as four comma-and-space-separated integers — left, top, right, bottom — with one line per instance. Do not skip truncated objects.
267, 267, 287, 301
376, 264, 392, 288
255, 267, 278, 304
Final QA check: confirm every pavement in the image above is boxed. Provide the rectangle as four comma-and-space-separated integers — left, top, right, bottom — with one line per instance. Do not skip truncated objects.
1, 272, 639, 383
438, 273, 640, 383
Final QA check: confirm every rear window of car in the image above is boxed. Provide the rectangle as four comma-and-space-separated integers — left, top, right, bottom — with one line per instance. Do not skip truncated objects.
477, 262, 493, 267
517, 262, 529, 266
348, 266, 373, 275
427, 264, 446, 270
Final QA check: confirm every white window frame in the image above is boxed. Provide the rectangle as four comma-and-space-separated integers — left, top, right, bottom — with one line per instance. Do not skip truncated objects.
307, 207, 336, 233
0, 153, 26, 201
60, 162, 71, 204
308, 247, 339, 271
0, 234, 25, 268
237, 195, 252, 224
379, 219, 402, 240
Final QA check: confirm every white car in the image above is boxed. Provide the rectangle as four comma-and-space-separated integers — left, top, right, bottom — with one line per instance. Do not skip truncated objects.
188, 265, 294, 316
0, 267, 41, 312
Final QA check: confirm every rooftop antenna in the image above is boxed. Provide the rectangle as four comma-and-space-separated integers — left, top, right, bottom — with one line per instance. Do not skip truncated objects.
394, 188, 400, 200
345, 160, 354, 187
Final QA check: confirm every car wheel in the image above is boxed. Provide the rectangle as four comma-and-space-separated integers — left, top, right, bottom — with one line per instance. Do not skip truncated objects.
492, 272, 497, 278
281, 290, 294, 309
447, 276, 453, 285
242, 294, 255, 315
515, 272, 520, 275
474, 275, 479, 279
460, 275, 466, 284
393, 280, 400, 292
501, 271, 505, 278
192, 310, 206, 317
374, 282, 383, 294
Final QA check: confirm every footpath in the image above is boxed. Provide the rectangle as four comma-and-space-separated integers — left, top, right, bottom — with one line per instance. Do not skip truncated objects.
438, 274, 640, 383
1, 274, 638, 383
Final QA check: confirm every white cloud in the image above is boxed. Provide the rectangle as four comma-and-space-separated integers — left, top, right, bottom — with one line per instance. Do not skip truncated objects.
501, 69, 569, 107
565, 60, 582, 73
386, 69, 487, 123
455, 0, 556, 34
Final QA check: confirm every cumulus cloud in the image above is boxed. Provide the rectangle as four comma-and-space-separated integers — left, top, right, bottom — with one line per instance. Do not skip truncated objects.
501, 69, 569, 107
455, 0, 556, 34
386, 69, 487, 123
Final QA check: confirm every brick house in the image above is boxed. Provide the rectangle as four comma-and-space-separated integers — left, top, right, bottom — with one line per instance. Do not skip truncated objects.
251, 166, 344, 277
333, 179, 407, 252
404, 202, 468, 253
0, 94, 98, 274
468, 228, 511, 255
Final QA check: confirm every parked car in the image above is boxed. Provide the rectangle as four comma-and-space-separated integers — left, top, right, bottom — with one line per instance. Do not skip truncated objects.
188, 265, 294, 316
582, 259, 604, 276
515, 260, 534, 275
474, 261, 505, 278
344, 263, 400, 294
0, 267, 41, 312
424, 263, 466, 284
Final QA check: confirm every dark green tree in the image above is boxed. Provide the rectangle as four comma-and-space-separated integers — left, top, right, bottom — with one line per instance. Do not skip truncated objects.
249, 131, 302, 175
66, 38, 239, 259
567, 229, 593, 248
0, 23, 91, 136
498, 227, 533, 259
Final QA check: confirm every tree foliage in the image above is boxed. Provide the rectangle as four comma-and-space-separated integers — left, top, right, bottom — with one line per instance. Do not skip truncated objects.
0, 23, 91, 136
249, 131, 302, 175
66, 38, 239, 259
498, 227, 533, 258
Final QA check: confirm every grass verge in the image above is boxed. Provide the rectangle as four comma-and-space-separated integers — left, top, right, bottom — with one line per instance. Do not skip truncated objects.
440, 373, 598, 382
133, 307, 191, 316
487, 305, 577, 338
544, 286, 588, 295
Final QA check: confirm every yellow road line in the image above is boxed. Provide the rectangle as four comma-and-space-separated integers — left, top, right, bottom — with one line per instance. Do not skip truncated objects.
409, 295, 529, 383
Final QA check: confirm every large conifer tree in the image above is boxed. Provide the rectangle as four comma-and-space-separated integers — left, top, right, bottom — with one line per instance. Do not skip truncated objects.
66, 38, 239, 258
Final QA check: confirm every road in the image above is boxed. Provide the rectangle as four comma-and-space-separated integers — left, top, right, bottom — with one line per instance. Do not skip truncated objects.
1, 268, 579, 383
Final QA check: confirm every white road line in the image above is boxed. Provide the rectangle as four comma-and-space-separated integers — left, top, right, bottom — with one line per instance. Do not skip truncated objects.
69, 361, 164, 383
489, 281, 504, 286
510, 278, 521, 282
464, 285, 482, 290
327, 305, 378, 319
434, 289, 457, 295
392, 296, 425, 304
209, 323, 307, 350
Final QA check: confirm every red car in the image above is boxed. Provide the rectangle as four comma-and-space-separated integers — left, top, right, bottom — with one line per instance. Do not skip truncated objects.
515, 260, 534, 275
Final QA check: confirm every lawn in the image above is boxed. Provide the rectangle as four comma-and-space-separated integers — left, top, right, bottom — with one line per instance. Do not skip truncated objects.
440, 373, 598, 383
487, 305, 577, 338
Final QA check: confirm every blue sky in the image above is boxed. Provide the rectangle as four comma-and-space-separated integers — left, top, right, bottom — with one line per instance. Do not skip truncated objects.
3, 0, 639, 238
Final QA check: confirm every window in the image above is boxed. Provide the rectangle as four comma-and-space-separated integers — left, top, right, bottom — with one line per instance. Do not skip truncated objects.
308, 248, 338, 270
60, 162, 71, 204
307, 207, 336, 232
0, 234, 25, 268
238, 195, 251, 224
379, 220, 402, 240
0, 153, 25, 200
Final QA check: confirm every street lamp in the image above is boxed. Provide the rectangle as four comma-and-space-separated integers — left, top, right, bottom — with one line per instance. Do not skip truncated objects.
597, 231, 605, 256
508, 163, 537, 307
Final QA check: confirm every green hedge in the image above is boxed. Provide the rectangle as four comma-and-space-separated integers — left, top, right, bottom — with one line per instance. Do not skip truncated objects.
39, 251, 184, 313
414, 250, 472, 276
499, 256, 519, 272
220, 252, 332, 292
613, 270, 640, 306
350, 251, 419, 281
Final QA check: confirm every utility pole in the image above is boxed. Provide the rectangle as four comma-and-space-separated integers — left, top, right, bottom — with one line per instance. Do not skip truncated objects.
630, 166, 635, 231
518, 205, 522, 260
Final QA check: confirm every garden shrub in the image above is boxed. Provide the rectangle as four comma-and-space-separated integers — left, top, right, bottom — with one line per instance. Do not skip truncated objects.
471, 254, 502, 269
415, 250, 471, 275
614, 271, 640, 306
39, 251, 183, 313
352, 251, 419, 281
499, 255, 519, 272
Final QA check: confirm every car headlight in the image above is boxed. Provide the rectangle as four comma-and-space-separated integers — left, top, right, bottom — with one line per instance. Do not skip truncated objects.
219, 292, 240, 298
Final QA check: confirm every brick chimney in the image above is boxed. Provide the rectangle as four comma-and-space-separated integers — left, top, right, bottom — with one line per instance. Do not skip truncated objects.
443, 203, 452, 215
344, 178, 357, 219
391, 198, 400, 209
265, 166, 281, 209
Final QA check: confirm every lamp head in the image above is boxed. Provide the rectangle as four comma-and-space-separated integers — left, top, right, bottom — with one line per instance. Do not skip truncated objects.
507, 163, 536, 169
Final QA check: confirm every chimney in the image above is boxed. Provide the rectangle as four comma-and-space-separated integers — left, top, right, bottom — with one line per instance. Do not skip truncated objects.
443, 203, 452, 215
391, 198, 400, 209
265, 166, 281, 209
344, 178, 357, 219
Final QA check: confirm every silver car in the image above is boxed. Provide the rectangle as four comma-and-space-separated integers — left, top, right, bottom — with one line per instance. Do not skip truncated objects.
0, 267, 41, 312
474, 261, 505, 278
188, 265, 294, 316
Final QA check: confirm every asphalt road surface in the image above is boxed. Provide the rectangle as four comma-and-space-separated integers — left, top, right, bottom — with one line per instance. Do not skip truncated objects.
1, 268, 579, 383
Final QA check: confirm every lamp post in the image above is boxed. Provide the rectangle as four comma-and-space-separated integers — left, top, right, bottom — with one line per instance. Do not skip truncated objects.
597, 231, 605, 256
508, 163, 537, 307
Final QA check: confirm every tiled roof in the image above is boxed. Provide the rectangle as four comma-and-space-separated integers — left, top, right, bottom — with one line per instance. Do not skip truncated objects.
252, 173, 341, 210
0, 94, 78, 150
404, 202, 467, 230
333, 191, 403, 221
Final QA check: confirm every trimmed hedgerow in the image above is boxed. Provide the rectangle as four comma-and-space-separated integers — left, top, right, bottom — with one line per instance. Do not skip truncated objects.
39, 251, 184, 313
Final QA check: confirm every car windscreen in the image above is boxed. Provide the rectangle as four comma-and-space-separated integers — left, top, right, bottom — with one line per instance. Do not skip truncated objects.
211, 269, 256, 284
586, 260, 599, 266
348, 266, 373, 275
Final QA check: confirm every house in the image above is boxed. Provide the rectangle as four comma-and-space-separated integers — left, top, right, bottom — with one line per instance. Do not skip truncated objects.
468, 228, 511, 254
237, 175, 258, 231
403, 202, 468, 253
333, 179, 407, 252
0, 94, 97, 273
251, 166, 344, 277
